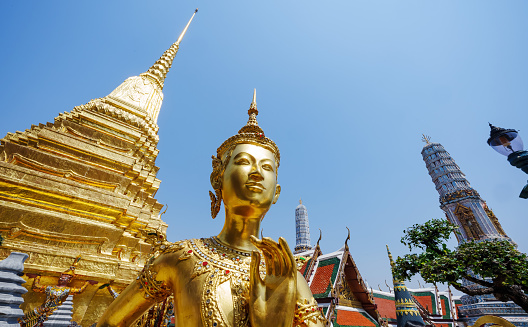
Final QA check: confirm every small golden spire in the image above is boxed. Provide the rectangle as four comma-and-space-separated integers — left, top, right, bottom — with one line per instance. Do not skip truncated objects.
238, 89, 262, 133
250, 88, 257, 110
175, 9, 198, 45
299, 198, 302, 205
143, 9, 198, 89
421, 134, 431, 145
386, 244, 395, 268
247, 88, 258, 124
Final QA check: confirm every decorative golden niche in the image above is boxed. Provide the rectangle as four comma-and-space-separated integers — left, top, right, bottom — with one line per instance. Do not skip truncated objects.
454, 203, 484, 240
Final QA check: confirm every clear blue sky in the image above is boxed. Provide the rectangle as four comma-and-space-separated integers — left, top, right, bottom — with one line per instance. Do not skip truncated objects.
1, 1, 527, 292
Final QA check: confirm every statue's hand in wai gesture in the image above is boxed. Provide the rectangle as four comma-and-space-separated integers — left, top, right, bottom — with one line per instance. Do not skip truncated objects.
249, 236, 297, 327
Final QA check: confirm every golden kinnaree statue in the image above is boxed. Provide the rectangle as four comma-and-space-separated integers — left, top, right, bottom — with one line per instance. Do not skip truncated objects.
97, 90, 326, 327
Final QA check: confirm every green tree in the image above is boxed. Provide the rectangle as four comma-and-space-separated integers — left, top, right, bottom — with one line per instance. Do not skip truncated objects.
392, 218, 528, 312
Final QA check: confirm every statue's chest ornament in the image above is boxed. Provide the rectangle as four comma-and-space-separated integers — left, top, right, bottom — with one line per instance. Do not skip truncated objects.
181, 237, 266, 327
45, 286, 70, 306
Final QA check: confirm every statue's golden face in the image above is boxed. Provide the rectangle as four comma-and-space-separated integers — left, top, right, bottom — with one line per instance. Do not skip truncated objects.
222, 143, 280, 214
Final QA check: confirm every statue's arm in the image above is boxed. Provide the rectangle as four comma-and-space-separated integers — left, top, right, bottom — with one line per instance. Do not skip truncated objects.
97, 253, 175, 327
31, 276, 46, 293
97, 280, 157, 327
70, 281, 90, 294
294, 272, 326, 327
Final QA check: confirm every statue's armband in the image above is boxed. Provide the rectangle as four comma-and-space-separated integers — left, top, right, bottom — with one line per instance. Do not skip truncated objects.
293, 298, 327, 327
136, 240, 188, 302
137, 257, 172, 301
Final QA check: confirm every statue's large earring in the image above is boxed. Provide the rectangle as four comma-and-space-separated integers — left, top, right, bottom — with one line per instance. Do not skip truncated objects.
209, 189, 222, 219
272, 184, 281, 204
210, 155, 223, 219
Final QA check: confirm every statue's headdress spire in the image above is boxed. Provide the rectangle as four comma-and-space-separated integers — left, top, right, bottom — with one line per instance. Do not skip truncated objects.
142, 9, 198, 89
216, 89, 280, 165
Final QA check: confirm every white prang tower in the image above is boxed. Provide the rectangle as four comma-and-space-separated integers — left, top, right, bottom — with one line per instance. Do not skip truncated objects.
421, 136, 509, 242
294, 199, 312, 254
421, 136, 528, 327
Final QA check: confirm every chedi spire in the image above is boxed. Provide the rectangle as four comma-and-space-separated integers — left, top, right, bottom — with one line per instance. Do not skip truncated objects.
104, 9, 198, 124
142, 9, 198, 89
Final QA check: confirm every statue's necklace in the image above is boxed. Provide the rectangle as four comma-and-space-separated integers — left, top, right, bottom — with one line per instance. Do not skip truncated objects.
181, 237, 266, 327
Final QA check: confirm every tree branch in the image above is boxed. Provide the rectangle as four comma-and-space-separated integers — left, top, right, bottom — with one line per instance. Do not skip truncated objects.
462, 274, 493, 288
450, 283, 494, 296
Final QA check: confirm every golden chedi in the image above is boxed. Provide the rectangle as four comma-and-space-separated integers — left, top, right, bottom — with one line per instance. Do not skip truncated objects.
97, 90, 326, 327
0, 10, 197, 326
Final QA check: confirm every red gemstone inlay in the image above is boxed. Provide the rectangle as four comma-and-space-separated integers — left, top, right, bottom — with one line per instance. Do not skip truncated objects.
225, 270, 230, 274
203, 262, 208, 266
188, 250, 192, 253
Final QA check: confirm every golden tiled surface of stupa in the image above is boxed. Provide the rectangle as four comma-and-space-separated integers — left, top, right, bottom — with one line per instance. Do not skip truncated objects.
0, 10, 197, 326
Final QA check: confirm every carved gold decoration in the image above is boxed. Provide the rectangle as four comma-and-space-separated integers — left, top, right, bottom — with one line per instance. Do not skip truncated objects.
484, 205, 507, 236
337, 278, 362, 307
441, 188, 480, 205
137, 261, 171, 301
454, 203, 484, 240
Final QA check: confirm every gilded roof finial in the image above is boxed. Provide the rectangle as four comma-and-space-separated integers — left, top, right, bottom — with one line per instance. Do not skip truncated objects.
142, 9, 198, 89
299, 198, 302, 205
421, 134, 431, 145
345, 227, 351, 247
316, 229, 322, 247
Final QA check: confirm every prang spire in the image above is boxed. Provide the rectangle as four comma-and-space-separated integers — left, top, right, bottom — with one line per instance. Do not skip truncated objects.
294, 199, 312, 254
143, 9, 198, 89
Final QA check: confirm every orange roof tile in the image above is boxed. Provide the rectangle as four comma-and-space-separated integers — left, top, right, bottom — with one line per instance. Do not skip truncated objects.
373, 296, 397, 320
414, 295, 434, 314
336, 310, 376, 327
310, 264, 335, 295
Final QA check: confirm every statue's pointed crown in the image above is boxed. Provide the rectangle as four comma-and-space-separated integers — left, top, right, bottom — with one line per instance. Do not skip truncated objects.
216, 89, 280, 166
